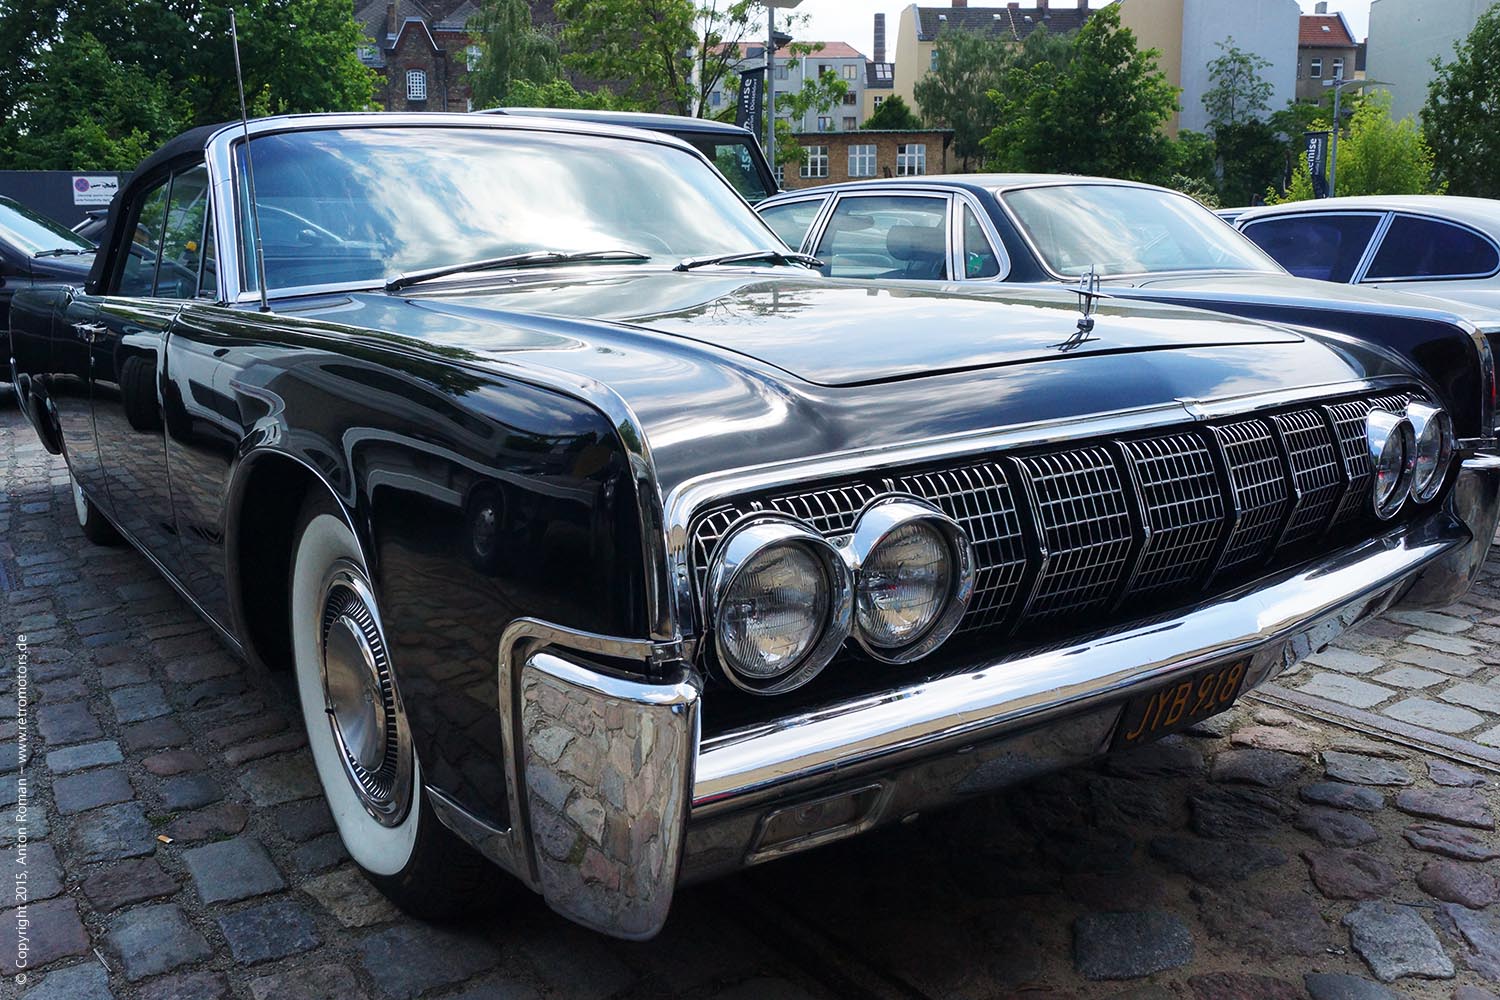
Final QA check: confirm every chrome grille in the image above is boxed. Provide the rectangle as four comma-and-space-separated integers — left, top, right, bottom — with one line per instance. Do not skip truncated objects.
1014, 447, 1134, 619
685, 389, 1419, 663
1121, 434, 1225, 598
1327, 399, 1373, 526
894, 463, 1027, 631
1271, 409, 1345, 547
1212, 419, 1289, 574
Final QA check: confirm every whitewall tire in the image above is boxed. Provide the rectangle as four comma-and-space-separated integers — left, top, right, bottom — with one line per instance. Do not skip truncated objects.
71, 472, 122, 545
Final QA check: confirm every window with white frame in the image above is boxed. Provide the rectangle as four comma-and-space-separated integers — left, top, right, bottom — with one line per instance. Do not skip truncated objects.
817, 115, 833, 131
801, 145, 829, 179
406, 69, 428, 101
842, 116, 857, 130
841, 64, 858, 80
1310, 58, 1322, 79
775, 163, 786, 185
711, 91, 722, 106
873, 95, 885, 110
896, 143, 926, 176
843, 92, 858, 105
775, 63, 789, 80
1332, 57, 1344, 80
848, 144, 876, 177
876, 64, 892, 81
466, 46, 480, 71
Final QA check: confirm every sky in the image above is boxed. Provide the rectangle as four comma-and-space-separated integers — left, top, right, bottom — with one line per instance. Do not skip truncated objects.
785, 0, 1374, 60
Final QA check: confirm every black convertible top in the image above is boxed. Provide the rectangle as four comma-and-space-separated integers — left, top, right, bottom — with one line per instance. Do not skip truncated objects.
85, 122, 228, 293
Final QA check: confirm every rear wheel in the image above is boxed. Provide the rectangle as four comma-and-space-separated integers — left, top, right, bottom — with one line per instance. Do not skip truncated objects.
71, 473, 122, 545
288, 493, 493, 919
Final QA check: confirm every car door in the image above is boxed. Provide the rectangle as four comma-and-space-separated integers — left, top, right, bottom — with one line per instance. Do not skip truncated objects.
89, 163, 209, 576
1238, 212, 1385, 284
758, 195, 831, 252
1357, 213, 1500, 290
812, 192, 954, 280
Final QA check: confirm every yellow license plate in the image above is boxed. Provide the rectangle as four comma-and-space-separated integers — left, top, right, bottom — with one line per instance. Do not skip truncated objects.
1111, 659, 1248, 749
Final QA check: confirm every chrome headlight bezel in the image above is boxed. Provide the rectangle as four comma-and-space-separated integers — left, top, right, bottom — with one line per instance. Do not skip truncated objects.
705, 516, 853, 695
1365, 409, 1417, 520
1404, 401, 1455, 503
849, 497, 976, 664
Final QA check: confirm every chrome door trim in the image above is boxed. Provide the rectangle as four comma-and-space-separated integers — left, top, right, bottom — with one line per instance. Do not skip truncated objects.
759, 193, 835, 253
1349, 211, 1396, 284
1355, 212, 1500, 284
812, 188, 956, 281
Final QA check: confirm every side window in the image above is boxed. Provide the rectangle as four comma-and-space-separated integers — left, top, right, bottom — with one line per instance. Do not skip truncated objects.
116, 180, 172, 296
1241, 214, 1381, 283
814, 195, 950, 280
962, 204, 1001, 278
1365, 215, 1500, 280
198, 208, 218, 299
760, 199, 827, 250
157, 166, 210, 300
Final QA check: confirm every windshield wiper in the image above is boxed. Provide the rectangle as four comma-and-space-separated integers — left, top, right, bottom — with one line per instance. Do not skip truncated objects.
385, 249, 651, 292
34, 248, 93, 258
673, 249, 824, 272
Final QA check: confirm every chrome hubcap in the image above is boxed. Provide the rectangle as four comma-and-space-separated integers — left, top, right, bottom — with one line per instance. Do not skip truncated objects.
318, 563, 412, 826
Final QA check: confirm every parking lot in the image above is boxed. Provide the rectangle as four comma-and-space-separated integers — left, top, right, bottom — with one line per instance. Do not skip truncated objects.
4, 396, 1500, 1000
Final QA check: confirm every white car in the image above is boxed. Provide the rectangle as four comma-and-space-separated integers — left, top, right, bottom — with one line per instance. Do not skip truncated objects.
1234, 195, 1500, 311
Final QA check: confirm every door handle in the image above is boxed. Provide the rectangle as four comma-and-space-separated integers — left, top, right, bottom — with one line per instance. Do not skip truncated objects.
72, 322, 105, 343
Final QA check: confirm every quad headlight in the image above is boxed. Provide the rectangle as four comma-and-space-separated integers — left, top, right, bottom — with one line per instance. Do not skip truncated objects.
849, 498, 975, 663
1404, 401, 1455, 503
1365, 408, 1416, 519
707, 518, 852, 694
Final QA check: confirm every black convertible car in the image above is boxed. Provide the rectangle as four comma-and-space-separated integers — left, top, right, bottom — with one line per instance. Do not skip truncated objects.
9, 114, 1498, 939
1, 195, 95, 394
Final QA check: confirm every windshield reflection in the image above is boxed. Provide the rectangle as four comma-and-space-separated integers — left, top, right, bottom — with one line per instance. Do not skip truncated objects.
1002, 184, 1280, 278
234, 127, 778, 292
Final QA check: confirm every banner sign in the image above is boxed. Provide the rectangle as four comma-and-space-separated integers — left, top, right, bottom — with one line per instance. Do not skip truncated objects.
737, 68, 765, 141
1304, 131, 1331, 199
71, 175, 119, 206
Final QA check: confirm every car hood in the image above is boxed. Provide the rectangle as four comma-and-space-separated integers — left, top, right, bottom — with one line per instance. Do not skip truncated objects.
266, 267, 1415, 493
1113, 272, 1500, 327
393, 269, 1300, 388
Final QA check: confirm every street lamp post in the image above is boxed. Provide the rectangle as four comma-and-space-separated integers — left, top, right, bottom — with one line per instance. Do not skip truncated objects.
763, 0, 803, 172
1323, 75, 1390, 197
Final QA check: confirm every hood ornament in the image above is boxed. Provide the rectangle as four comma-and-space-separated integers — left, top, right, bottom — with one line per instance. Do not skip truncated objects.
1052, 267, 1102, 352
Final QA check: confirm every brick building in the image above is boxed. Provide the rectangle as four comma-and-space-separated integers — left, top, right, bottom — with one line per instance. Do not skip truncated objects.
779, 129, 955, 190
355, 0, 481, 112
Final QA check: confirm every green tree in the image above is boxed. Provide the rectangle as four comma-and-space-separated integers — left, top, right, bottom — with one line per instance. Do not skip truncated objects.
1, 29, 189, 169
1271, 94, 1441, 202
981, 6, 1178, 181
913, 25, 1071, 168
552, 0, 759, 116
771, 58, 849, 170
504, 78, 620, 110
468, 0, 561, 107
861, 95, 922, 130
1202, 37, 1273, 127
0, 0, 378, 168
1424, 3, 1500, 197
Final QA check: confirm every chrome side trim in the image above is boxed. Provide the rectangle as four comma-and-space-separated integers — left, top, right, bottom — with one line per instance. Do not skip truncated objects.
664, 376, 1423, 640
691, 511, 1464, 814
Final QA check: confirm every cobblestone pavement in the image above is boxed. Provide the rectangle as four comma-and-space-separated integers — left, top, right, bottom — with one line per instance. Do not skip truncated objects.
4, 398, 1500, 1000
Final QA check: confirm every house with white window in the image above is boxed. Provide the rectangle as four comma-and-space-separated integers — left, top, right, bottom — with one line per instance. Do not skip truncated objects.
781, 128, 955, 190
355, 0, 481, 112
707, 41, 875, 133
1297, 3, 1360, 102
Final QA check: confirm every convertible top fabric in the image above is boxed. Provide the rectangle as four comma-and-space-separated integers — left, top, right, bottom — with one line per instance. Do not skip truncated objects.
86, 123, 229, 293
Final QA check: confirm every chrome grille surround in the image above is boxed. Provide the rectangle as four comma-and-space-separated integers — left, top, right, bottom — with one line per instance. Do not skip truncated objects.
680, 384, 1432, 685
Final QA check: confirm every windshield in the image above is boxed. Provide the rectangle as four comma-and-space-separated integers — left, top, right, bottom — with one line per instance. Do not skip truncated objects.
1001, 184, 1280, 278
0, 197, 95, 256
234, 127, 778, 293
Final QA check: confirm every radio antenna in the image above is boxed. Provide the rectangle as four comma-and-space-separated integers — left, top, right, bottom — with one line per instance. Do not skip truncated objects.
230, 10, 270, 313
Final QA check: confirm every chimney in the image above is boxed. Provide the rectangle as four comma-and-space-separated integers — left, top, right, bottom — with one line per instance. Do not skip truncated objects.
385, 2, 397, 38
953, 0, 967, 8
1006, 1, 1017, 8
1078, 0, 1087, 9
1038, 0, 1049, 11
1315, 1, 1328, 10
874, 12, 886, 63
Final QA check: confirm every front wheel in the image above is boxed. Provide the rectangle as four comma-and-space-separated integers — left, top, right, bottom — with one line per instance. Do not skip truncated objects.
71, 474, 122, 545
289, 493, 493, 919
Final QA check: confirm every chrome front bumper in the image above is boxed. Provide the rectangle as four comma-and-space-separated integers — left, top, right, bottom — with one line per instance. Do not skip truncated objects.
439, 459, 1498, 941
